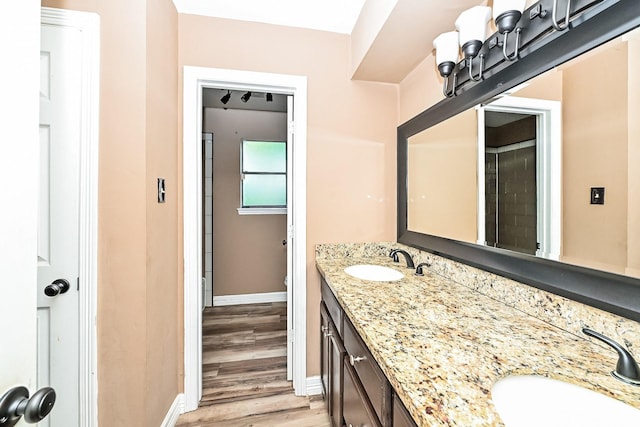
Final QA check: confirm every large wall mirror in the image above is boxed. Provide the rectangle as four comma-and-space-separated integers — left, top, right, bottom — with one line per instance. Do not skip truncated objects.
398, 0, 640, 321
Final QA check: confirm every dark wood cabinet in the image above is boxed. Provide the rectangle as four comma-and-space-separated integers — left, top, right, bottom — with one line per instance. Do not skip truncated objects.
320, 300, 345, 427
343, 316, 391, 424
320, 302, 330, 399
393, 394, 418, 427
321, 278, 413, 427
343, 361, 382, 427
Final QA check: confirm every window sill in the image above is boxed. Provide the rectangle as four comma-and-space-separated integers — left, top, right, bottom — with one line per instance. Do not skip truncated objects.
237, 207, 287, 215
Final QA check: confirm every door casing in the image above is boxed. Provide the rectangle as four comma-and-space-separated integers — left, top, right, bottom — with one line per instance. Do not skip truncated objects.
476, 96, 562, 261
182, 66, 308, 411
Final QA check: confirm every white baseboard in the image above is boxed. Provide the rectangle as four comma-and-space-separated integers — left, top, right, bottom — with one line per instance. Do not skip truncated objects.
306, 376, 323, 396
161, 393, 184, 427
213, 291, 287, 306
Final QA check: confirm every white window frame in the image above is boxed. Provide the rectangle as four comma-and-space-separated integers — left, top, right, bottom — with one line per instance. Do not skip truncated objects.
238, 139, 287, 215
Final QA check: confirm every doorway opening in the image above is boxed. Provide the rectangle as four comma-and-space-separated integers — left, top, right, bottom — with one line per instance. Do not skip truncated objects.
484, 111, 538, 255
477, 96, 562, 261
183, 67, 308, 413
200, 89, 289, 309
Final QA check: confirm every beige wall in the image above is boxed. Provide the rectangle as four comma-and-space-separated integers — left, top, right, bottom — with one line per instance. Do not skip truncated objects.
407, 109, 477, 242
144, 0, 180, 425
628, 31, 640, 277
204, 108, 288, 297
561, 42, 628, 274
178, 14, 398, 376
398, 53, 442, 124
42, 0, 180, 425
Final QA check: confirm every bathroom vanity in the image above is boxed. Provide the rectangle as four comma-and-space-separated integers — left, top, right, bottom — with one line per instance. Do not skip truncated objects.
321, 275, 415, 427
316, 243, 640, 427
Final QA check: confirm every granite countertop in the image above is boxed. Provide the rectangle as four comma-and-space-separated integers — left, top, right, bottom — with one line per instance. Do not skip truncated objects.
316, 255, 640, 426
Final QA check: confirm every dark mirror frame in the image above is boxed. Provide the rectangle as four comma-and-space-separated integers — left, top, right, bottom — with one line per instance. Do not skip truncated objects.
398, 0, 640, 322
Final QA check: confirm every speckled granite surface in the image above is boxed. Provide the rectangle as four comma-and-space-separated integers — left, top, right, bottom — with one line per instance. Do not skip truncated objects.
316, 243, 640, 426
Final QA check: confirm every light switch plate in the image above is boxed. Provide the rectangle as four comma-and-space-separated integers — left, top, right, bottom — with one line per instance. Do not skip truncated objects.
158, 178, 166, 203
590, 187, 604, 205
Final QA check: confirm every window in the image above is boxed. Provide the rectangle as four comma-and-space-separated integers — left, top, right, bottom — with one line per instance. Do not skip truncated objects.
240, 140, 286, 213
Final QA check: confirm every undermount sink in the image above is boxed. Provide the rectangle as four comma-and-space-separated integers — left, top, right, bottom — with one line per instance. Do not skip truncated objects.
344, 265, 404, 282
491, 375, 640, 426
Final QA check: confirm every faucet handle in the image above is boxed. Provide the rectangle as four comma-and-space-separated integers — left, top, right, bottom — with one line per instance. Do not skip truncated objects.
582, 328, 640, 386
415, 262, 431, 276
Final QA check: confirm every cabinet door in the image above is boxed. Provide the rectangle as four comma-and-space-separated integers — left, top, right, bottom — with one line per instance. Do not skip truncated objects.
393, 394, 417, 427
329, 322, 345, 427
343, 361, 382, 427
321, 302, 330, 400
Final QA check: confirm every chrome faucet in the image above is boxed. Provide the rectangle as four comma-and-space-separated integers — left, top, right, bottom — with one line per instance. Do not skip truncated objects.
583, 328, 640, 386
389, 249, 415, 269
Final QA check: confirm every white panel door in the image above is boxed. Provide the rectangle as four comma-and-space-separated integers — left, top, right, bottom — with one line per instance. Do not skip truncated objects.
0, 0, 41, 423
37, 23, 82, 427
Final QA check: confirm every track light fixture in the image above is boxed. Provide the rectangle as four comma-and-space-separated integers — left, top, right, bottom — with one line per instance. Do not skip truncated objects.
266, 93, 273, 102
220, 90, 231, 105
241, 91, 252, 103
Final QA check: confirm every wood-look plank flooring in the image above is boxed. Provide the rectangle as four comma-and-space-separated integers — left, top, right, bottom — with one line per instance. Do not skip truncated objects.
176, 302, 330, 427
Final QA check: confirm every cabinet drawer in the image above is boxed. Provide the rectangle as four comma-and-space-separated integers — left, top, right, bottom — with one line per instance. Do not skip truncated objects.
393, 394, 417, 427
343, 317, 386, 423
343, 361, 382, 427
322, 279, 343, 334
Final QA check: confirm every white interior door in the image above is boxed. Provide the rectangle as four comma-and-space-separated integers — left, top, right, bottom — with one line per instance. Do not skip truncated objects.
0, 0, 41, 421
286, 95, 294, 381
37, 22, 82, 427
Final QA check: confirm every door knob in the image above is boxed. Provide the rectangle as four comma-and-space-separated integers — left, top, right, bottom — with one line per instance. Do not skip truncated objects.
44, 279, 70, 297
0, 386, 56, 427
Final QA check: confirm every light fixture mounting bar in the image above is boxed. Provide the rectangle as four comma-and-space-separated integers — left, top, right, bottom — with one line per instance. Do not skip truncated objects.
450, 0, 610, 95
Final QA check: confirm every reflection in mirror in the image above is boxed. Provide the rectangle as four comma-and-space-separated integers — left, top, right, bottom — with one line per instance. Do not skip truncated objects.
407, 26, 640, 278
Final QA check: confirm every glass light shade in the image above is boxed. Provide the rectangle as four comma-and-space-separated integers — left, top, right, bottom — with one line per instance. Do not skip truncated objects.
455, 6, 492, 47
433, 31, 460, 66
493, 0, 527, 20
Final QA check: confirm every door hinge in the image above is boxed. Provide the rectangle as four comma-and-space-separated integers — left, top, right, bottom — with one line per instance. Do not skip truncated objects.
77, 277, 80, 291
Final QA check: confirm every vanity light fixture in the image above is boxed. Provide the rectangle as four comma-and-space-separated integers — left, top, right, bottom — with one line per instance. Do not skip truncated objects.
433, 31, 460, 98
552, 0, 572, 31
493, 0, 526, 61
241, 91, 252, 103
220, 90, 231, 105
455, 6, 492, 81
432, 0, 592, 98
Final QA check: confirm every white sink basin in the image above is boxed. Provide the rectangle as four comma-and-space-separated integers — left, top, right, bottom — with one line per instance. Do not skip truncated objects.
491, 375, 640, 427
344, 265, 404, 282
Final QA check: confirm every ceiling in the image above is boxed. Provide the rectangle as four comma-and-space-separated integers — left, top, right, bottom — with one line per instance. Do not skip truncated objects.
172, 0, 489, 83
172, 0, 366, 34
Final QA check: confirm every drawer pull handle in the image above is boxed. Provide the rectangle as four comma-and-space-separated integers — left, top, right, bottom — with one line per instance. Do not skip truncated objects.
349, 354, 366, 366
